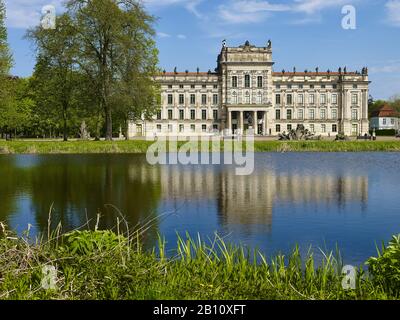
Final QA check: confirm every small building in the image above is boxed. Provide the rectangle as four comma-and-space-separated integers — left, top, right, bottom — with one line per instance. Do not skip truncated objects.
370, 104, 400, 131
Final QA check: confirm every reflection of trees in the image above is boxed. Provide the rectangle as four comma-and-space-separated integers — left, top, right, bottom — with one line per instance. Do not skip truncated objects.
0, 156, 30, 223
0, 155, 162, 248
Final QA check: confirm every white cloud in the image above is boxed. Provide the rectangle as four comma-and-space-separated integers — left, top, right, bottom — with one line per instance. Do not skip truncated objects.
293, 0, 350, 14
5, 0, 63, 29
157, 32, 171, 38
385, 0, 400, 26
177, 34, 187, 39
218, 0, 291, 24
370, 62, 400, 74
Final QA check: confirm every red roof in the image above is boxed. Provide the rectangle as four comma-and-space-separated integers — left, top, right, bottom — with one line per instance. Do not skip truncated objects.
372, 104, 399, 118
158, 71, 358, 77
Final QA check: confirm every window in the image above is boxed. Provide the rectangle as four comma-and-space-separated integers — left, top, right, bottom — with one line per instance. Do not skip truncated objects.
332, 109, 338, 120
213, 110, 218, 120
232, 92, 238, 104
310, 124, 315, 133
156, 124, 162, 133
167, 94, 173, 105
168, 109, 173, 120
191, 85, 195, 89
321, 85, 326, 89
309, 109, 315, 120
202, 85, 206, 89
288, 85, 292, 89
168, 124, 173, 132
333, 84, 337, 89
213, 94, 218, 105
156, 111, 162, 120
202, 110, 207, 120
352, 93, 358, 105
179, 94, 184, 105
257, 92, 262, 104
353, 84, 358, 89
213, 124, 218, 131
276, 110, 281, 120
391, 118, 395, 125
232, 76, 238, 88
298, 109, 304, 120
351, 109, 358, 120
321, 124, 326, 133
276, 94, 281, 105
321, 109, 326, 120
190, 109, 196, 120
332, 94, 338, 104
352, 124, 358, 135
287, 124, 292, 131
179, 124, 184, 132
298, 94, 304, 105
179, 109, 184, 120
321, 94, 327, 104
179, 85, 184, 89
310, 84, 314, 89
245, 74, 251, 88
332, 124, 337, 133
244, 91, 251, 104
287, 109, 292, 120
276, 124, 281, 133
202, 94, 207, 105
168, 85, 172, 89
383, 118, 387, 125
287, 94, 293, 105
190, 94, 196, 105
202, 125, 207, 132
213, 85, 218, 89
309, 94, 315, 104
299, 84, 303, 89
257, 76, 263, 88
276, 84, 281, 89
190, 124, 195, 132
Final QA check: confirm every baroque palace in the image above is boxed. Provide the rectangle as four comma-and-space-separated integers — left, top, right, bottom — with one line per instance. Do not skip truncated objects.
128, 40, 370, 138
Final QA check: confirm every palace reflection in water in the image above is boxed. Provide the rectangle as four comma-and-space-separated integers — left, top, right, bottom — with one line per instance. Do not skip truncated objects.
2, 153, 398, 265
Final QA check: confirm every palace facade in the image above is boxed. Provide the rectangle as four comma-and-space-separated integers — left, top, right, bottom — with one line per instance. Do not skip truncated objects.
128, 40, 370, 138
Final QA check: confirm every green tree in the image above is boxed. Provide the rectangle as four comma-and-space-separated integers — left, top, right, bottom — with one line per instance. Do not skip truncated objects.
26, 14, 80, 141
66, 0, 159, 140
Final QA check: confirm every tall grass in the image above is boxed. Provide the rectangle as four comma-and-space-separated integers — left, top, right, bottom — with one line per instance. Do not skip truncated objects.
0, 219, 398, 300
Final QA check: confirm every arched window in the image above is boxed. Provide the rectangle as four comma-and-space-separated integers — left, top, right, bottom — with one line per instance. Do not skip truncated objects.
245, 91, 251, 104
232, 92, 238, 104
257, 92, 262, 104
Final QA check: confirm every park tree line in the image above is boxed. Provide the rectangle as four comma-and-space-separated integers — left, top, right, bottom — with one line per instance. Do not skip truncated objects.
0, 0, 160, 141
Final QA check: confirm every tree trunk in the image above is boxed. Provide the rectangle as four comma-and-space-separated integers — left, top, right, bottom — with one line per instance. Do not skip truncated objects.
63, 103, 68, 142
105, 104, 113, 141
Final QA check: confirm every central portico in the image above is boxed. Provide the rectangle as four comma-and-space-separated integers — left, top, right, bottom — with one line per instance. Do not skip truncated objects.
218, 40, 274, 135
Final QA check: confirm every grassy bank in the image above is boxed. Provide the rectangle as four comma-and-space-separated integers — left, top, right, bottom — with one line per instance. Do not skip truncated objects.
1, 140, 400, 154
0, 224, 399, 300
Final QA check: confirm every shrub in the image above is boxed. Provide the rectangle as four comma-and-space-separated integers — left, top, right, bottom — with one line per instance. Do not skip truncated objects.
58, 230, 126, 255
370, 129, 397, 136
367, 234, 400, 297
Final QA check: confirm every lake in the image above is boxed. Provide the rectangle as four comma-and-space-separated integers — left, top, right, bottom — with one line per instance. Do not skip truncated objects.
1, 153, 399, 265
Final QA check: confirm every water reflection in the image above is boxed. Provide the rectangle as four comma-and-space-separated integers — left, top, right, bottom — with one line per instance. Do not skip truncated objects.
3, 153, 397, 265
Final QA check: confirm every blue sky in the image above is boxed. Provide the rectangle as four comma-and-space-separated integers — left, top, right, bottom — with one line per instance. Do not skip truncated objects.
4, 0, 400, 100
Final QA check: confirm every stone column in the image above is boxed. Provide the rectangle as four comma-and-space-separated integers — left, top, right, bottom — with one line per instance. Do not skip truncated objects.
263, 111, 267, 136
228, 110, 232, 135
240, 111, 244, 135
253, 111, 258, 134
